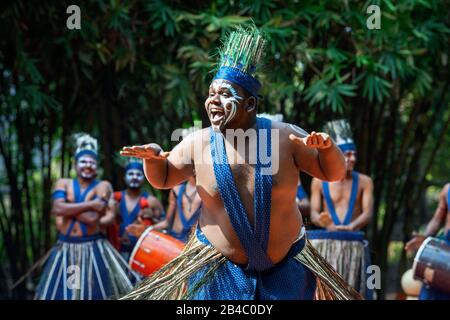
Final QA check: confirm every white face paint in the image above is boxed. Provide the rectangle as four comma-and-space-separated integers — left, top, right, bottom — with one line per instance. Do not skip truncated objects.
125, 169, 144, 189
344, 150, 357, 172
205, 80, 243, 131
76, 155, 97, 179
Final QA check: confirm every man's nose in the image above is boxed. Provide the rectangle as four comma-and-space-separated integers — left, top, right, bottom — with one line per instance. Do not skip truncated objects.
210, 94, 221, 105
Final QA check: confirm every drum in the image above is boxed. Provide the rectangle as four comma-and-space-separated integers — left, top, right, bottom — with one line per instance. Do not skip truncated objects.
412, 237, 450, 294
401, 268, 422, 298
129, 228, 185, 276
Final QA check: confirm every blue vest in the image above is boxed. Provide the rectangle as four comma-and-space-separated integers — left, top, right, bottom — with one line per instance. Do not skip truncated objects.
118, 191, 149, 250
322, 171, 359, 226
210, 117, 273, 271
168, 182, 201, 242
66, 179, 99, 237
187, 117, 317, 299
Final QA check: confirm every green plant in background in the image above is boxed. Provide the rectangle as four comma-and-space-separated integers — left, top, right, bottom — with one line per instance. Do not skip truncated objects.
0, 0, 448, 299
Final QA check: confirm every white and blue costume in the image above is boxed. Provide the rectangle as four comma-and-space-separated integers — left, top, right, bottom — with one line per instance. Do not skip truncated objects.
309, 138, 373, 299
35, 148, 140, 300
186, 117, 316, 299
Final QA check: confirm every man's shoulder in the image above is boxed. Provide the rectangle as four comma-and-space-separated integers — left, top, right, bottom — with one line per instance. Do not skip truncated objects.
97, 180, 113, 189
172, 184, 182, 193
441, 183, 450, 196
147, 194, 159, 202
273, 121, 307, 135
183, 127, 210, 145
311, 177, 323, 187
444, 183, 450, 192
357, 173, 373, 186
55, 178, 72, 187
266, 120, 284, 136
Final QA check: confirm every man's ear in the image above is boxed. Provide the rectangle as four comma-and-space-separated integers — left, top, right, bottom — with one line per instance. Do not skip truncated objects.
245, 96, 257, 113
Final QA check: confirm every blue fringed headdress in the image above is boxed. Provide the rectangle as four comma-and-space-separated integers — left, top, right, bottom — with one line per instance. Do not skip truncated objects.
214, 25, 266, 97
75, 149, 97, 161
74, 133, 98, 161
125, 159, 144, 172
324, 120, 356, 153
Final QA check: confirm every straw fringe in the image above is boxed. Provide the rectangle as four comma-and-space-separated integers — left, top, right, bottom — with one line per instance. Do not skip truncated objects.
294, 239, 363, 300
120, 235, 226, 300
121, 236, 362, 300
309, 237, 366, 297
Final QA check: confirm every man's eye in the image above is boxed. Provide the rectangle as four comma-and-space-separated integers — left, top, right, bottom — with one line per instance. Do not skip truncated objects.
209, 92, 215, 97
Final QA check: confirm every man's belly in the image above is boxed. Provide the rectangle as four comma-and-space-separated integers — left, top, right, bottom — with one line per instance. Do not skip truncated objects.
198, 206, 303, 265
327, 206, 363, 223
170, 217, 185, 234
170, 211, 198, 234
58, 219, 100, 237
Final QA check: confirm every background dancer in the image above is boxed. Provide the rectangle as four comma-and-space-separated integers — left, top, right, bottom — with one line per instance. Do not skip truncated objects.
108, 159, 164, 260
309, 119, 374, 299
35, 134, 140, 300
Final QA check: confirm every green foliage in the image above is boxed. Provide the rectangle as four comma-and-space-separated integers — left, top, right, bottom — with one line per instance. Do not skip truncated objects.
0, 0, 448, 299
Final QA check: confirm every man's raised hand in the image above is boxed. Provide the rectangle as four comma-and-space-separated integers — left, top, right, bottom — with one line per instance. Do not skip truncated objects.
126, 223, 150, 238
405, 232, 426, 253
289, 131, 332, 150
318, 211, 333, 228
120, 144, 170, 160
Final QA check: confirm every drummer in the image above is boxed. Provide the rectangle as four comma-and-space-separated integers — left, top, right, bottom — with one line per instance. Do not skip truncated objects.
151, 175, 201, 242
126, 175, 201, 244
405, 182, 450, 300
110, 159, 164, 260
309, 119, 374, 299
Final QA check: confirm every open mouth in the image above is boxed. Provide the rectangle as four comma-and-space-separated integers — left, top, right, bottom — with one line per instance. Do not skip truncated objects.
209, 106, 225, 124
82, 169, 94, 175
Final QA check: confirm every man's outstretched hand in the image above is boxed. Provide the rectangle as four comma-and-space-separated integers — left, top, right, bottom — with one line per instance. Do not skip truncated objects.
120, 144, 170, 160
289, 131, 332, 150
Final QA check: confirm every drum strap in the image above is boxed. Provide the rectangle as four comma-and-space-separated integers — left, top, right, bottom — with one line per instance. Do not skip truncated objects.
209, 117, 274, 272
322, 171, 359, 226
66, 179, 99, 236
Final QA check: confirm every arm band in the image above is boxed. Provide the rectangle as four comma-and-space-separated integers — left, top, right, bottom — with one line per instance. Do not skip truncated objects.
52, 190, 67, 200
